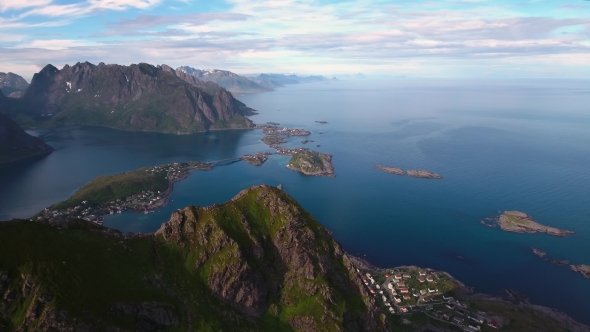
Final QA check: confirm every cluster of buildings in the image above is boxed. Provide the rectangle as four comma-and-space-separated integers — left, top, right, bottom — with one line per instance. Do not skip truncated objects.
261, 126, 311, 137
354, 267, 504, 330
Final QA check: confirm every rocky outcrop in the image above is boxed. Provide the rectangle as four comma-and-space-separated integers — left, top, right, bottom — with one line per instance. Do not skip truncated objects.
570, 265, 590, 279
0, 103, 53, 163
496, 211, 573, 236
156, 185, 386, 331
9, 62, 256, 133
0, 72, 29, 97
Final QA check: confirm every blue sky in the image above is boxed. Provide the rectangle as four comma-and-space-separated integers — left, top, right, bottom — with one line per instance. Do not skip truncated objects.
1, 0, 589, 80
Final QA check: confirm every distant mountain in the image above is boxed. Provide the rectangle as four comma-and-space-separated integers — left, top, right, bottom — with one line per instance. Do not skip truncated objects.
249, 73, 329, 89
0, 91, 53, 163
334, 73, 366, 80
177, 66, 272, 94
6, 62, 256, 134
0, 72, 29, 97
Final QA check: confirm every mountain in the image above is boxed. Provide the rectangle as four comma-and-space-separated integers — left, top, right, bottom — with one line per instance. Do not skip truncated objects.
7, 62, 256, 134
0, 185, 388, 331
249, 74, 329, 89
0, 92, 53, 163
333, 73, 366, 80
177, 66, 272, 94
0, 72, 29, 97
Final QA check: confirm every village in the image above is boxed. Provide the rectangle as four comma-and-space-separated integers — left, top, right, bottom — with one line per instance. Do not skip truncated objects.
257, 122, 311, 136
35, 162, 211, 225
355, 266, 503, 331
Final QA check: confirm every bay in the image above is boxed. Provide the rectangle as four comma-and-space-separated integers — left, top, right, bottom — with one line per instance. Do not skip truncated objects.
1, 79, 590, 323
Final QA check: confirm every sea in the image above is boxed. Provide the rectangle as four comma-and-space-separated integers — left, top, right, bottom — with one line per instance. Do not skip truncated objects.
1, 78, 589, 323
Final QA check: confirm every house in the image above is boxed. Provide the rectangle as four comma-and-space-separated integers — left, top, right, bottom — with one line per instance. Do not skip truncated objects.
379, 290, 383, 294
394, 274, 402, 280
400, 288, 409, 293
418, 277, 425, 282
403, 295, 411, 300
420, 289, 428, 295
400, 306, 408, 313
394, 297, 401, 303
428, 288, 437, 293
388, 307, 395, 313
376, 284, 380, 289
445, 304, 455, 310
468, 325, 481, 331
443, 295, 454, 301
426, 277, 434, 282
403, 274, 411, 278
382, 295, 387, 302
387, 283, 394, 290
468, 315, 484, 324
369, 289, 375, 294
419, 271, 427, 276
391, 290, 398, 296
413, 292, 420, 297
366, 273, 372, 278
442, 314, 450, 320
453, 317, 464, 324
396, 282, 406, 287
385, 273, 390, 278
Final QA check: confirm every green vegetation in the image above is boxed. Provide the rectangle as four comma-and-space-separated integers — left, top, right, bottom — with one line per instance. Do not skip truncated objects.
50, 168, 168, 210
0, 186, 381, 331
286, 150, 333, 176
261, 135, 286, 145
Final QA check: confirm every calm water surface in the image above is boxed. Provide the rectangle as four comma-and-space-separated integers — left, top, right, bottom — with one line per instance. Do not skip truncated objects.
1, 79, 589, 323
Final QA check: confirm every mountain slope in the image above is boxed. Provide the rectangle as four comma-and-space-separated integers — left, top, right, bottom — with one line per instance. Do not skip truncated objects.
177, 66, 272, 94
9, 62, 255, 133
0, 72, 29, 97
0, 185, 388, 331
0, 92, 53, 163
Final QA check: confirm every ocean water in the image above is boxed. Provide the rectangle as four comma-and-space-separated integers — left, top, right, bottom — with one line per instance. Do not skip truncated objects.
1, 79, 589, 323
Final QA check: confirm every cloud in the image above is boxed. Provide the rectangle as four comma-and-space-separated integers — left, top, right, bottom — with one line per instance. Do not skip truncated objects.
0, 0, 51, 12
1, 0, 589, 78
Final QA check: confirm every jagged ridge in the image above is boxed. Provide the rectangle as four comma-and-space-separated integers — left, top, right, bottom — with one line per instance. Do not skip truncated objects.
0, 185, 388, 331
8, 62, 256, 133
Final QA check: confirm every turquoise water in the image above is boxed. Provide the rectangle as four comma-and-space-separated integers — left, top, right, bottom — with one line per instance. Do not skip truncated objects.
1, 79, 589, 322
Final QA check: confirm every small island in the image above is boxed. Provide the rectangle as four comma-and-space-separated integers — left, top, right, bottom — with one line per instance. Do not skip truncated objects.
261, 126, 310, 136
261, 135, 286, 145
240, 152, 269, 166
374, 165, 405, 175
315, 121, 328, 124
570, 265, 590, 279
374, 165, 442, 179
281, 148, 334, 177
495, 211, 573, 236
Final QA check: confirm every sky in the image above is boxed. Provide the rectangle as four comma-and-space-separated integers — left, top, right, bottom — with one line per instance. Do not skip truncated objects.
1, 0, 590, 80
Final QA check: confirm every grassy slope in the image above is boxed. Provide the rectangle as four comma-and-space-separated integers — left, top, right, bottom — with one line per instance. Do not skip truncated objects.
0, 187, 371, 331
289, 151, 326, 173
50, 169, 169, 209
0, 220, 255, 331
174, 187, 367, 330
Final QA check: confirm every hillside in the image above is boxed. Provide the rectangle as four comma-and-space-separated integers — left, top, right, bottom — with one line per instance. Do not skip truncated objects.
6, 62, 256, 133
178, 66, 272, 94
0, 185, 387, 331
0, 72, 28, 97
0, 94, 53, 163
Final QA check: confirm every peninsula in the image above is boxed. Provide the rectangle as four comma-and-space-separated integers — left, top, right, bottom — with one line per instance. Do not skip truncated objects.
374, 165, 442, 179
494, 211, 573, 236
4, 186, 587, 331
36, 161, 212, 224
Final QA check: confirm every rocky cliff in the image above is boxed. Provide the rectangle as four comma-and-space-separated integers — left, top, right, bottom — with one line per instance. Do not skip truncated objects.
0, 185, 389, 331
9, 62, 256, 133
177, 66, 272, 94
0, 72, 29, 97
0, 92, 53, 163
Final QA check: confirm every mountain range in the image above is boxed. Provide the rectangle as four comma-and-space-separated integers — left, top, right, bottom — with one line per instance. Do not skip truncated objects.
0, 185, 387, 331
0, 91, 53, 163
177, 66, 272, 94
0, 72, 29, 98
248, 73, 331, 89
3, 62, 256, 134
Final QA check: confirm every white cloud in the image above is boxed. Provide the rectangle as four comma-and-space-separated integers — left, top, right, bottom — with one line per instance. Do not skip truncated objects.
0, 0, 51, 12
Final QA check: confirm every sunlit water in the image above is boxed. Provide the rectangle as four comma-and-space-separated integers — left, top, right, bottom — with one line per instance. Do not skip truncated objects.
1, 79, 589, 323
